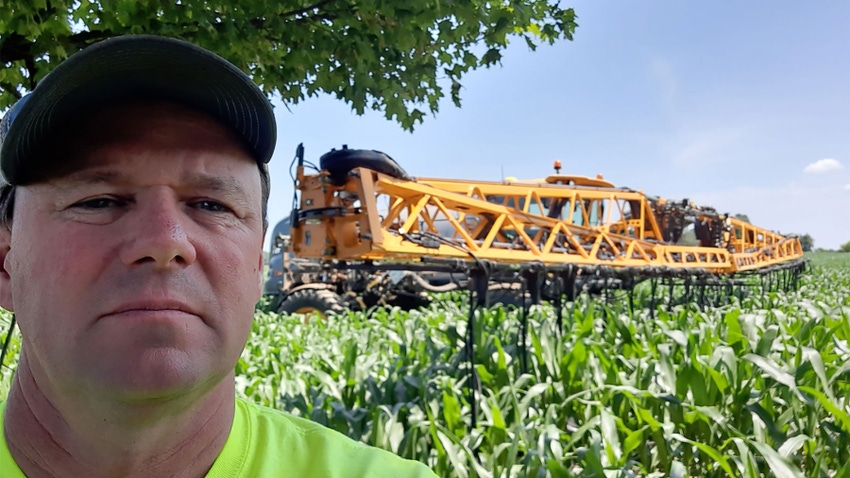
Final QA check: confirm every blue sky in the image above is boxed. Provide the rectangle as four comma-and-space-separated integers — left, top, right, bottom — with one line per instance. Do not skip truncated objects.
264, 1, 850, 250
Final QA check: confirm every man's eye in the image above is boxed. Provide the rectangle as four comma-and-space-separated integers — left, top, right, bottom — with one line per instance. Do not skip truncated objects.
194, 200, 232, 213
73, 197, 125, 209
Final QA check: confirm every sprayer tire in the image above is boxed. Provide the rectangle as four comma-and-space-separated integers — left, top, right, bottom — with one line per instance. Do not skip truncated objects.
277, 288, 345, 320
319, 148, 412, 185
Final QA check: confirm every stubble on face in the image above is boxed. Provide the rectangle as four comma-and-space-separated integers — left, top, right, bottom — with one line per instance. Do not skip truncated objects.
5, 101, 265, 404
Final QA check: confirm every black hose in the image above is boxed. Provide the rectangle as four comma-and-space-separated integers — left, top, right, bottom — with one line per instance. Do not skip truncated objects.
0, 314, 16, 371
403, 272, 461, 292
520, 277, 528, 375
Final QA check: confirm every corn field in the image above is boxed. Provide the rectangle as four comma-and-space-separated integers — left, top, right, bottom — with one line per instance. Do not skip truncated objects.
2, 253, 849, 477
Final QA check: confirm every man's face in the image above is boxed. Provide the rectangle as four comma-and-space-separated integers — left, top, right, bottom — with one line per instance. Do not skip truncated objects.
0, 101, 265, 402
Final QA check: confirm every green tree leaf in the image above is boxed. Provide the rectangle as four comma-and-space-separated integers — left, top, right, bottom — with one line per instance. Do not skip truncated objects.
0, 0, 578, 129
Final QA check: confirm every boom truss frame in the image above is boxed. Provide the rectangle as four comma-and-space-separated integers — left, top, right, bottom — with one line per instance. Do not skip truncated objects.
292, 167, 803, 275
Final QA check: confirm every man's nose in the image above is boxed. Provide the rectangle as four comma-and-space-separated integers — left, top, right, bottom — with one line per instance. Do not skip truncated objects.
119, 190, 198, 269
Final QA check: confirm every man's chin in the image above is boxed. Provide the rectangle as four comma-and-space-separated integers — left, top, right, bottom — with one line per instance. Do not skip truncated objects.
92, 350, 228, 404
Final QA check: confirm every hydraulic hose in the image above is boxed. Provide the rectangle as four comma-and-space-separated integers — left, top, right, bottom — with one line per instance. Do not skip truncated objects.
403, 271, 461, 292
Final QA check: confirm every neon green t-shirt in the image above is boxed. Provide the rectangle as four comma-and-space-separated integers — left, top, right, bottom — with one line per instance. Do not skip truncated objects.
1, 398, 438, 477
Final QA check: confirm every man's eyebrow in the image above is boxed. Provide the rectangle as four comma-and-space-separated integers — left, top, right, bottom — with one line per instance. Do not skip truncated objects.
54, 170, 252, 201
184, 174, 248, 197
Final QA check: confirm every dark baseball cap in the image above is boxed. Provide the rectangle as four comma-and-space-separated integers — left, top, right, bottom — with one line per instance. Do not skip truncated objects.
0, 34, 277, 186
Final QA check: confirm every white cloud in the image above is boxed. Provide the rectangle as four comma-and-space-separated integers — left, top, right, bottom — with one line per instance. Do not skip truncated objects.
803, 158, 843, 174
845, 183, 850, 191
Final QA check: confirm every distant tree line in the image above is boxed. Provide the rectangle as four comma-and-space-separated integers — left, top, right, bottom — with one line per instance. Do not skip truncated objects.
799, 234, 814, 252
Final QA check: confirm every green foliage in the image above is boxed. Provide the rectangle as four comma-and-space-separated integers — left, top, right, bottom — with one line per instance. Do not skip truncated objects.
677, 227, 699, 246
0, 311, 19, 400
806, 251, 850, 268
734, 214, 751, 223
240, 263, 850, 477
841, 241, 850, 253
2, 260, 849, 477
798, 234, 814, 252
0, 0, 577, 130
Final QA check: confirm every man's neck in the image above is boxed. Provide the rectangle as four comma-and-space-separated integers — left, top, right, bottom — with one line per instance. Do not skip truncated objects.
3, 355, 234, 478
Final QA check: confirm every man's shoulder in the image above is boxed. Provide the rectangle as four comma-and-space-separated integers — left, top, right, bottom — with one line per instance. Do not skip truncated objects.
218, 398, 438, 478
0, 400, 26, 478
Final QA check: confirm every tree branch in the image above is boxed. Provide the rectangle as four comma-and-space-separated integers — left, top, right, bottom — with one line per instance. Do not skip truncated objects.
280, 0, 339, 20
249, 0, 352, 30
0, 33, 32, 65
67, 29, 115, 49
24, 54, 37, 91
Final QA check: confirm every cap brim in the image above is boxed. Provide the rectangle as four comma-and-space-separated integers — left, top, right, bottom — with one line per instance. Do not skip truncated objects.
1, 35, 276, 185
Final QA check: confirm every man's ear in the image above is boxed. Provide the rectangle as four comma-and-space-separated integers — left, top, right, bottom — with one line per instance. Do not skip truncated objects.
0, 227, 13, 312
